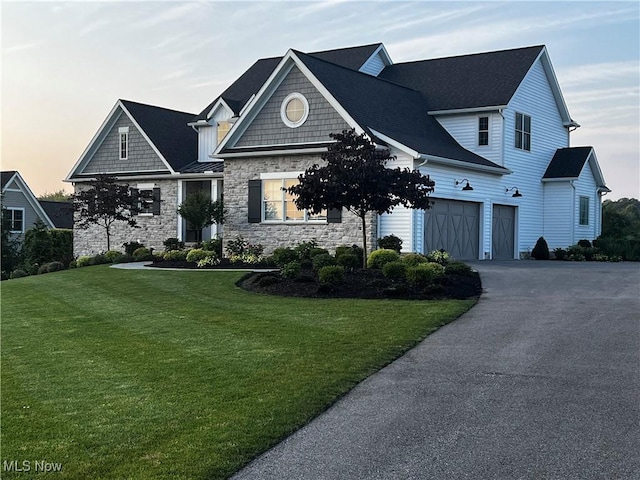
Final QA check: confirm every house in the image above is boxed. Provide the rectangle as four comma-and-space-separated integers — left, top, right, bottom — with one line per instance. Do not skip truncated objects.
1, 171, 56, 241
66, 43, 609, 259
39, 200, 74, 230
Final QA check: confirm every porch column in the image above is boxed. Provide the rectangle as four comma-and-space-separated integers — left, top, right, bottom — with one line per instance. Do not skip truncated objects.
177, 180, 184, 241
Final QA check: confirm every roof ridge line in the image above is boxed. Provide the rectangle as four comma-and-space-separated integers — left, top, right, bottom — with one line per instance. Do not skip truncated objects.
392, 44, 545, 66
120, 99, 196, 116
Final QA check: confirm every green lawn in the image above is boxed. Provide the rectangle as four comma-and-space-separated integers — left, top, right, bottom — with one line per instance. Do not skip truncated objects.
1, 266, 474, 479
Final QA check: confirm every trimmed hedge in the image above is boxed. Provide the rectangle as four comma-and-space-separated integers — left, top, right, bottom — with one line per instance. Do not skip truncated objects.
367, 249, 400, 269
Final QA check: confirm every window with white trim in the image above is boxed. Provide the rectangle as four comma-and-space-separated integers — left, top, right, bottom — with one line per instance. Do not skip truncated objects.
217, 121, 232, 144
280, 93, 309, 128
515, 112, 531, 151
262, 178, 326, 222
478, 116, 489, 146
118, 126, 129, 160
579, 196, 590, 226
3, 207, 24, 233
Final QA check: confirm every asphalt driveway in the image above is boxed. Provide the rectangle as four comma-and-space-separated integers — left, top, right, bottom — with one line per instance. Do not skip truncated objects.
232, 261, 639, 480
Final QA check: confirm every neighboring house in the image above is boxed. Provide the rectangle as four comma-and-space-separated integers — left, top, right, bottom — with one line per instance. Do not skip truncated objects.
39, 201, 74, 230
1, 171, 55, 242
66, 43, 609, 259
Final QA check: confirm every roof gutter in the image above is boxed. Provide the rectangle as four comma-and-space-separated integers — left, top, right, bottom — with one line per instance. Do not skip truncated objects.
416, 154, 512, 175
427, 105, 508, 116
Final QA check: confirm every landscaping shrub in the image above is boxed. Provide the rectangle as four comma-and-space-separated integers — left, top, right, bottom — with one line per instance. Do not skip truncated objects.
382, 261, 407, 280
335, 244, 364, 264
312, 253, 337, 272
445, 261, 474, 276
318, 265, 345, 285
531, 236, 550, 260
37, 264, 49, 275
336, 253, 360, 270
123, 241, 145, 256
281, 261, 301, 279
162, 250, 189, 262
163, 237, 185, 251
132, 247, 153, 262
186, 248, 208, 263
406, 262, 445, 287
46, 261, 65, 273
402, 253, 428, 267
577, 239, 592, 248
225, 236, 264, 264
93, 253, 111, 265
367, 249, 400, 269
257, 273, 280, 287
294, 239, 319, 261
22, 220, 52, 266
593, 237, 640, 261
196, 254, 220, 268
272, 247, 299, 267
425, 250, 451, 265
309, 247, 329, 258
10, 269, 28, 279
553, 248, 567, 261
104, 250, 127, 264
593, 253, 609, 262
76, 256, 95, 267
49, 229, 74, 266
377, 234, 403, 252
202, 238, 223, 257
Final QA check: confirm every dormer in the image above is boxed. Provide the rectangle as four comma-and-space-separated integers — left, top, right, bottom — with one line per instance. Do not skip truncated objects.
358, 44, 393, 76
189, 99, 235, 162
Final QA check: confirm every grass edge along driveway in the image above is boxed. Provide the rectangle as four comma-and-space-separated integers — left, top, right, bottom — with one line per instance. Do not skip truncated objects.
1, 266, 475, 479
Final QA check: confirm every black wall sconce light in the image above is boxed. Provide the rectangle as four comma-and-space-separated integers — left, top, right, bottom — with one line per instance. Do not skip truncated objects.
506, 186, 523, 197
454, 179, 474, 191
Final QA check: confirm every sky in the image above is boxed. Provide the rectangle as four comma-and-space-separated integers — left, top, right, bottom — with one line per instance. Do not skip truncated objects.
2, 0, 639, 200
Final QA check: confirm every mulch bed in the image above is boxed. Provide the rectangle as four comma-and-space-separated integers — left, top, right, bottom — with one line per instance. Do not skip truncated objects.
148, 260, 482, 300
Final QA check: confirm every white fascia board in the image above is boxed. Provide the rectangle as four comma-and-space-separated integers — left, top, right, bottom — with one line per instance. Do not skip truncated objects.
67, 172, 223, 183
1, 172, 18, 192
368, 128, 419, 158
526, 47, 573, 126
187, 120, 210, 127
214, 147, 328, 159
119, 101, 177, 174
215, 50, 366, 156
65, 101, 123, 181
213, 54, 294, 155
418, 154, 512, 176
586, 148, 608, 187
206, 98, 234, 121
541, 177, 577, 183
12, 172, 55, 228
239, 94, 256, 116
428, 105, 508, 115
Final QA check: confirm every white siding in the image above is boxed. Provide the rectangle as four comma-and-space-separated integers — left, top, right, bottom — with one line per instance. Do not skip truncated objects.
360, 52, 387, 76
504, 58, 570, 253
435, 112, 503, 165
378, 150, 415, 251
574, 163, 599, 242
198, 105, 233, 162
543, 182, 573, 249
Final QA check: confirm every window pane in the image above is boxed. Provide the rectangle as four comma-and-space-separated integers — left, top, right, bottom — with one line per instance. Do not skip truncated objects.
479, 132, 489, 146
263, 179, 282, 202
524, 115, 531, 133
479, 117, 488, 130
264, 201, 282, 220
308, 209, 327, 221
516, 113, 523, 130
285, 98, 304, 123
285, 201, 304, 220
523, 132, 531, 151
515, 133, 522, 149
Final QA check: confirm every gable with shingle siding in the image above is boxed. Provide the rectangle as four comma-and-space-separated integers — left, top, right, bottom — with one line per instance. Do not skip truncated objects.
81, 112, 169, 175
235, 66, 349, 147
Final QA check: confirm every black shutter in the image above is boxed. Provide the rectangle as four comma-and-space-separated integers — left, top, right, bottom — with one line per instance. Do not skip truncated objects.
130, 188, 139, 215
152, 188, 161, 215
327, 208, 342, 223
248, 180, 262, 223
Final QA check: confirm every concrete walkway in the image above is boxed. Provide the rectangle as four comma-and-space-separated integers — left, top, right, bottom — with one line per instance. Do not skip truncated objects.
232, 261, 640, 480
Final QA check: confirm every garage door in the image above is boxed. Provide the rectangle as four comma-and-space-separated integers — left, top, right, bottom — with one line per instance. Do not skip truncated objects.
492, 204, 515, 260
424, 199, 479, 260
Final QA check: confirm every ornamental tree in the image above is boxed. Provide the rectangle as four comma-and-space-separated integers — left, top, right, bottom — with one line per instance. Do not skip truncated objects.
177, 190, 226, 243
287, 129, 436, 268
73, 175, 138, 251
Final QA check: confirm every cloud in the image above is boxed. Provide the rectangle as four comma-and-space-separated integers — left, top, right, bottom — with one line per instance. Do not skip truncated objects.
136, 3, 204, 29
557, 61, 640, 88
3, 42, 41, 53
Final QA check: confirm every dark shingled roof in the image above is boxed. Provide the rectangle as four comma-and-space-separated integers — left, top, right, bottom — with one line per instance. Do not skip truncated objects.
1, 171, 17, 189
543, 147, 594, 179
179, 161, 224, 174
378, 45, 544, 111
121, 100, 197, 171
295, 51, 507, 171
39, 201, 73, 229
195, 44, 385, 120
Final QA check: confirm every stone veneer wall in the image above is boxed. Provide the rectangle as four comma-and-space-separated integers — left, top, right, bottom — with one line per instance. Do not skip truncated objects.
223, 155, 377, 255
73, 179, 178, 256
